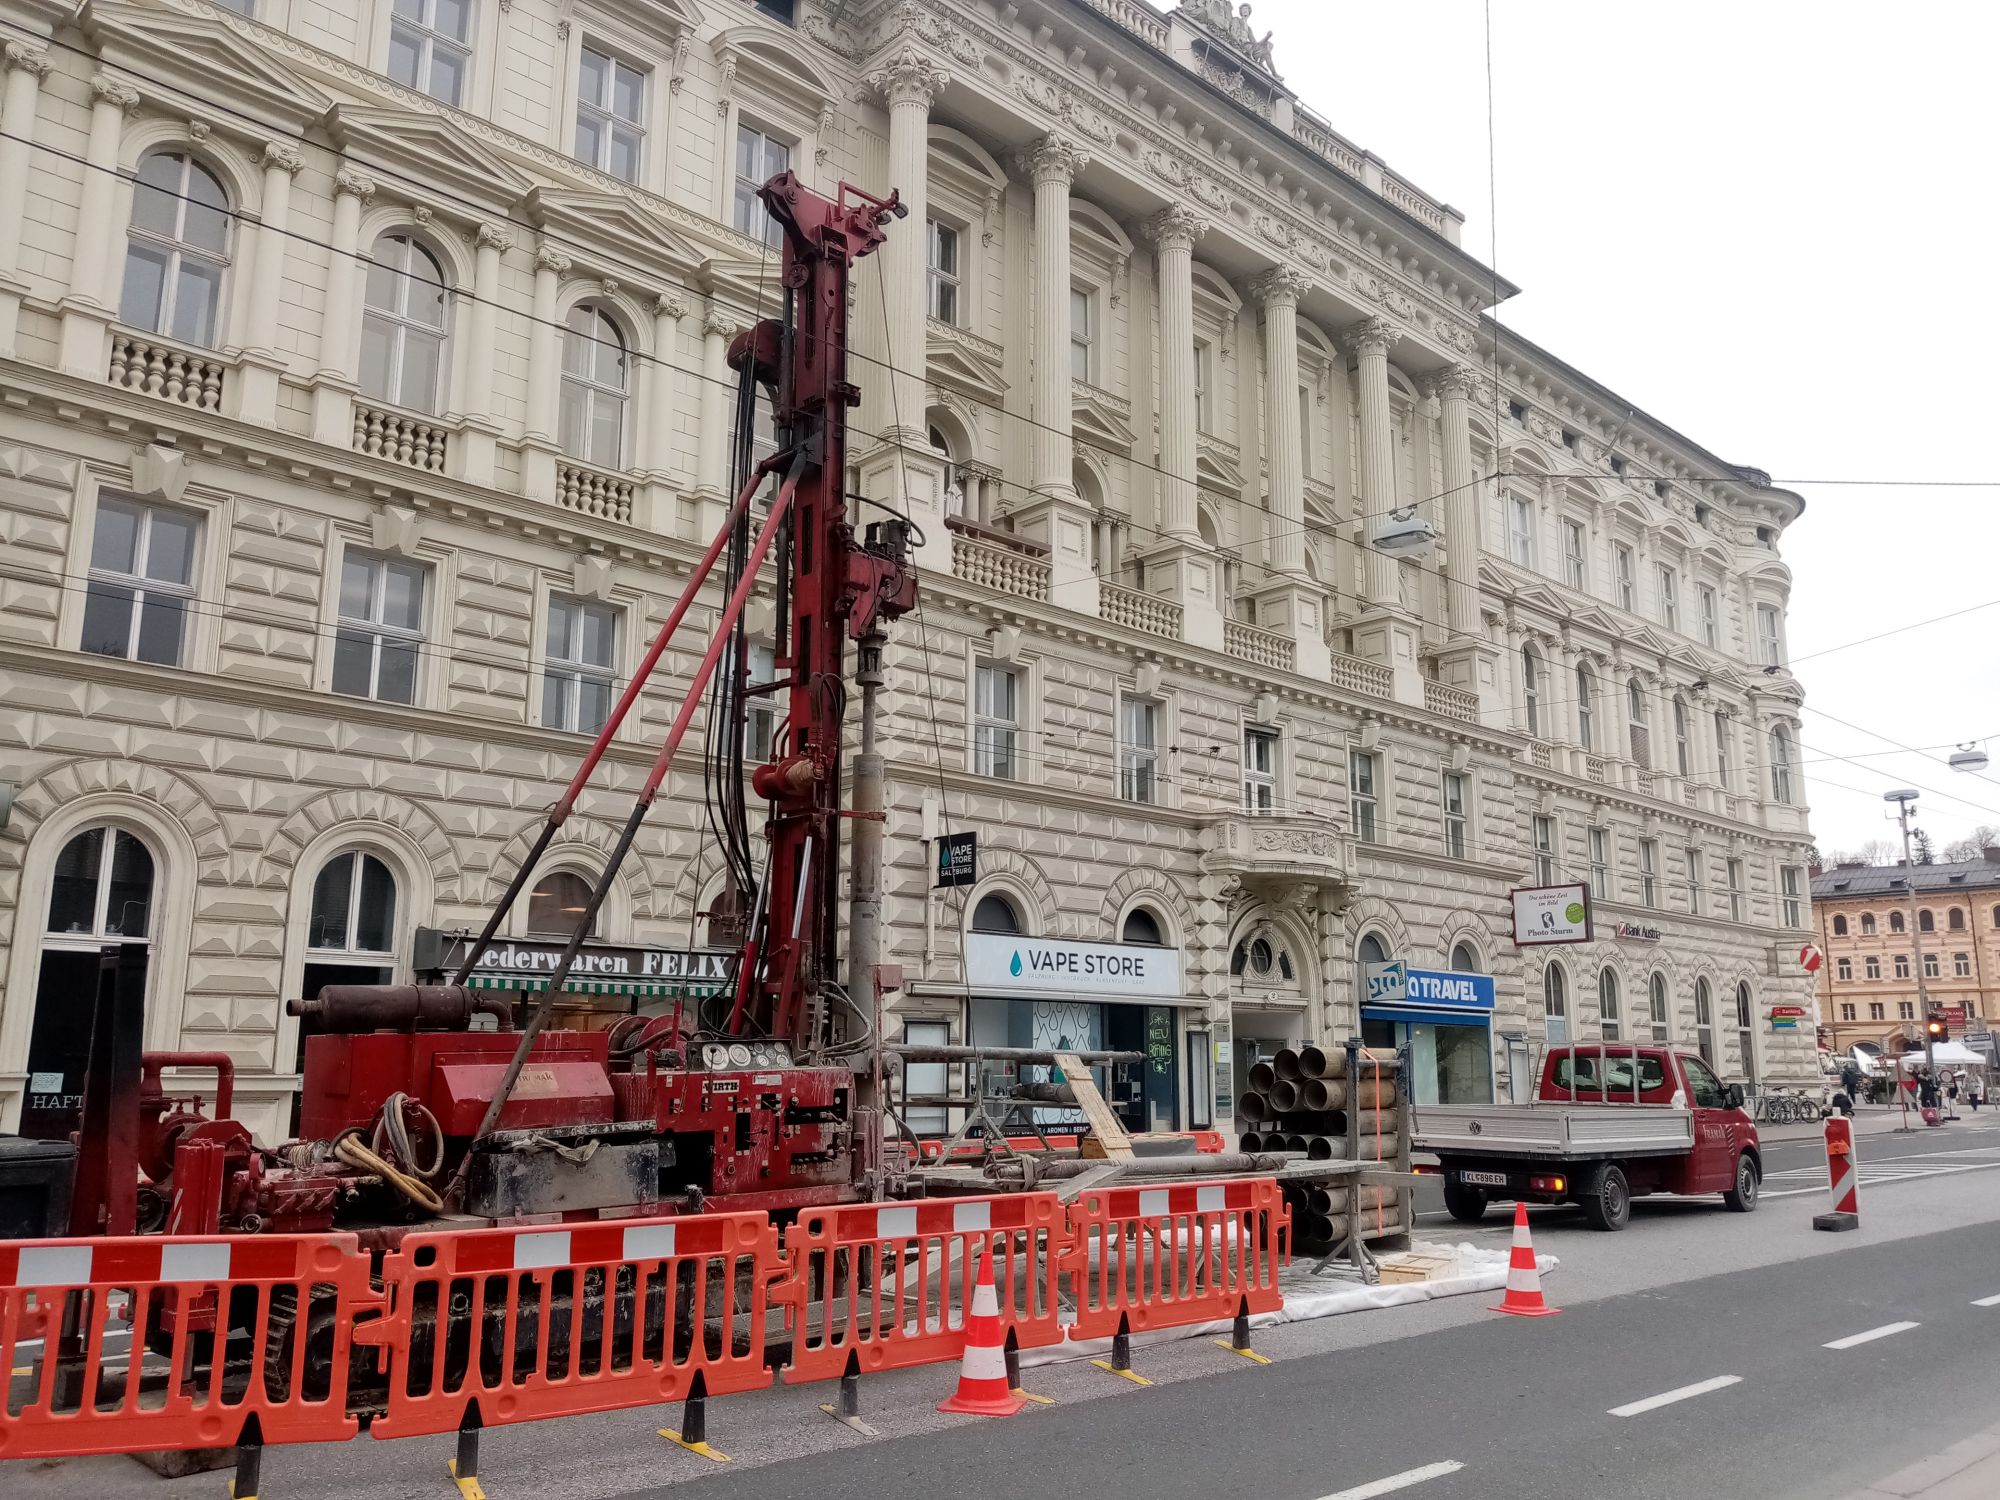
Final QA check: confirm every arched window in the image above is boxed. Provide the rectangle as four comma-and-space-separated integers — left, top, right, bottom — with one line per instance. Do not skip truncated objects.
971, 893, 1021, 934
1918, 909, 1935, 933
1769, 726, 1794, 804
1598, 967, 1621, 1041
309, 851, 397, 955
1948, 907, 1965, 931
1576, 665, 1596, 751
931, 424, 964, 518
121, 151, 231, 347
1693, 978, 1715, 1063
1627, 678, 1650, 768
1522, 645, 1542, 737
1648, 973, 1671, 1042
1233, 931, 1296, 982
47, 827, 154, 940
1673, 694, 1691, 776
1735, 982, 1758, 1086
1543, 964, 1568, 1044
560, 304, 629, 466
1121, 908, 1164, 945
527, 870, 596, 939
1357, 931, 1390, 967
362, 233, 450, 413
1832, 914, 1848, 936
1450, 941, 1482, 974
1861, 913, 1877, 935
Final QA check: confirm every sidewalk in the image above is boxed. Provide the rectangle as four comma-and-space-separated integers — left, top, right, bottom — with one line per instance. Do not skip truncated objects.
1840, 1423, 2000, 1499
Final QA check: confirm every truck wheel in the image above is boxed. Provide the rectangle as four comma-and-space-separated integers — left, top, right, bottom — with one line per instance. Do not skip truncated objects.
1442, 1175, 1489, 1223
1723, 1153, 1760, 1213
1579, 1164, 1631, 1231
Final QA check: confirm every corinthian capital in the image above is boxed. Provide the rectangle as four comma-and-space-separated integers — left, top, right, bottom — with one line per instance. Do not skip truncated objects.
90, 73, 141, 113
1420, 362, 1477, 402
653, 291, 688, 321
475, 221, 513, 253
534, 245, 574, 278
703, 307, 739, 340
1248, 264, 1309, 309
1017, 134, 1088, 190
261, 142, 303, 176
1341, 315, 1401, 359
865, 44, 949, 111
4, 42, 54, 80
1143, 204, 1208, 254
334, 168, 377, 202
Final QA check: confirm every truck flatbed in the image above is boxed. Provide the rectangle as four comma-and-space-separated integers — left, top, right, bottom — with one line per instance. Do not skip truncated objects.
1411, 1101, 1695, 1161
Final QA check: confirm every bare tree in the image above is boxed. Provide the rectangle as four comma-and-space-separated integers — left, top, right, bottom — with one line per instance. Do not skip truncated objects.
1941, 824, 2000, 862
1856, 837, 1899, 866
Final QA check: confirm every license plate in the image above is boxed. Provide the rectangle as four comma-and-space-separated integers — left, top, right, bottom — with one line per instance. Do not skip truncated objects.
1459, 1170, 1508, 1187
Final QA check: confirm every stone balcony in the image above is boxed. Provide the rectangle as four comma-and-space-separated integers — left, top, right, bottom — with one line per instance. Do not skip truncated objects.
1200, 811, 1356, 912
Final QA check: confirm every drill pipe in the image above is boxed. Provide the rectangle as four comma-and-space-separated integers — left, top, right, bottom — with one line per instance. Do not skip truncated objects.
998, 1152, 1297, 1182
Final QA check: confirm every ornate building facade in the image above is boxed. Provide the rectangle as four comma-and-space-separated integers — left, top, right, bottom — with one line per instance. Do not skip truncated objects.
0, 0, 1817, 1143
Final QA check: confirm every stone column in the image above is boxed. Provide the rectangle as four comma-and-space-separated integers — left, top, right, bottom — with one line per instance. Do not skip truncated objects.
228, 142, 303, 424
635, 291, 686, 532
1344, 315, 1423, 702
0, 43, 54, 357
1503, 618, 1528, 736
521, 244, 571, 501
855, 46, 953, 572
693, 304, 738, 535
1428, 363, 1500, 711
58, 73, 141, 377
1006, 136, 1098, 614
1248, 264, 1327, 677
449, 221, 509, 485
308, 168, 373, 445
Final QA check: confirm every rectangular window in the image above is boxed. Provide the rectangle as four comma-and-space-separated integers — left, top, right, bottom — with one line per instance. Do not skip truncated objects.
1714, 711, 1732, 789
1684, 846, 1704, 915
1899, 1000, 1915, 1020
1673, 696, 1691, 776
1244, 726, 1279, 815
1656, 564, 1679, 630
1441, 771, 1468, 860
972, 662, 1019, 780
1757, 604, 1783, 666
901, 1018, 951, 1135
733, 123, 791, 245
1698, 584, 1720, 648
1561, 517, 1585, 588
1894, 954, 1910, 980
926, 220, 961, 325
1725, 857, 1745, 922
1865, 957, 1881, 981
1840, 1002, 1856, 1021
1639, 838, 1659, 909
1193, 340, 1214, 432
1350, 750, 1379, 844
80, 496, 198, 667
1923, 953, 1940, 979
1836, 959, 1852, 982
1956, 951, 1972, 977
1532, 814, 1555, 886
1298, 385, 1315, 478
741, 641, 778, 761
575, 45, 645, 182
1588, 826, 1610, 901
1069, 287, 1093, 382
388, 0, 472, 107
1120, 698, 1159, 804
1613, 544, 1635, 610
1780, 866, 1803, 928
542, 596, 617, 734
1868, 1000, 1884, 1020
1509, 495, 1536, 569
332, 553, 425, 705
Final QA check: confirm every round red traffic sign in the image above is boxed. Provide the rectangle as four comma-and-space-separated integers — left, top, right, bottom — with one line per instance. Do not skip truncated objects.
1798, 943, 1823, 973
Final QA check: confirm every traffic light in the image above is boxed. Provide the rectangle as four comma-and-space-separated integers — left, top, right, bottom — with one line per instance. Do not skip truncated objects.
1927, 1014, 1950, 1043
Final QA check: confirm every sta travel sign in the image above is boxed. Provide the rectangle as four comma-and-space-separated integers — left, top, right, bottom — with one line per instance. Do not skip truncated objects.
965, 933, 1184, 1002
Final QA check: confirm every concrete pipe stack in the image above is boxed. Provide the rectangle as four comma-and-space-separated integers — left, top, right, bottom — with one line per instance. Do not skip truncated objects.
1235, 1046, 1404, 1255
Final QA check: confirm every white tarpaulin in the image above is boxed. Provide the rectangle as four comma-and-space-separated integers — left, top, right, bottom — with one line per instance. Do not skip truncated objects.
1898, 1041, 1989, 1067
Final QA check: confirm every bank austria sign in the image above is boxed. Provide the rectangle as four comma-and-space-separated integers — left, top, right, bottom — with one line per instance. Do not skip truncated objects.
965, 934, 1186, 1004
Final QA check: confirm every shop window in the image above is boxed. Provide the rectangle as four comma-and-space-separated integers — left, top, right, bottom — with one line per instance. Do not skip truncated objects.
81, 496, 198, 667
121, 151, 231, 348
1122, 908, 1164, 945
527, 870, 595, 939
971, 893, 1021, 934
333, 553, 426, 705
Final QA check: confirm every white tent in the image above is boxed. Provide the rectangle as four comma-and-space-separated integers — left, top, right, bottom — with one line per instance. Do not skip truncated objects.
1896, 1041, 1988, 1068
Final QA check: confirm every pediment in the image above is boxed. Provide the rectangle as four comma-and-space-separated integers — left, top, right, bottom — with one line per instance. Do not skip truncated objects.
1073, 384, 1138, 451
1621, 625, 1672, 658
79, 1, 332, 131
324, 106, 536, 217
697, 258, 785, 329
1568, 603, 1621, 637
1512, 582, 1573, 620
1194, 437, 1245, 491
926, 326, 1007, 397
526, 187, 705, 276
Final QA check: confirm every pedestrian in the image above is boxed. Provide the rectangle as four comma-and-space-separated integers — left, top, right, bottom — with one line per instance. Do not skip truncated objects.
1841, 1062, 1863, 1106
1970, 1074, 1986, 1111
1948, 1073, 1961, 1105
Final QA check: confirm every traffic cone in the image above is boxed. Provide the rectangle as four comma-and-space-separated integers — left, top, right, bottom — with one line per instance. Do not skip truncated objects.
1489, 1203, 1560, 1317
938, 1250, 1027, 1417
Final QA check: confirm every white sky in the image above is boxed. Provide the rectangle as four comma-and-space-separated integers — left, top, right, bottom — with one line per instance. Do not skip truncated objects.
1253, 0, 2000, 857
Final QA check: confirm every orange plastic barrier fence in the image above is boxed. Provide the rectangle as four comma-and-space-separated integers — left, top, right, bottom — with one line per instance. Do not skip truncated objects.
0, 1234, 375, 1458
364, 1212, 782, 1439
1064, 1178, 1290, 1339
784, 1193, 1066, 1384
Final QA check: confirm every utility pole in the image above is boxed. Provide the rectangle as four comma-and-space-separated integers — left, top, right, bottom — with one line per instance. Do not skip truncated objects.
846, 625, 889, 1196
1885, 790, 1935, 1109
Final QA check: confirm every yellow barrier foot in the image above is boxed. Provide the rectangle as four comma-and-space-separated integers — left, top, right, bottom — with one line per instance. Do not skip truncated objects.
1089, 1359, 1153, 1387
448, 1459, 487, 1500
817, 1401, 880, 1436
1010, 1386, 1056, 1406
660, 1429, 731, 1463
1212, 1338, 1273, 1364
227, 1485, 256, 1500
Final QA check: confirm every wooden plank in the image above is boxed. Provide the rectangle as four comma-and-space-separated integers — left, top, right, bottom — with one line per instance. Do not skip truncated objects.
1054, 1051, 1134, 1160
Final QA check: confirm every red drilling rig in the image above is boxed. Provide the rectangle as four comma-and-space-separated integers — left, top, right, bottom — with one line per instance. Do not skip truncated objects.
48, 174, 918, 1249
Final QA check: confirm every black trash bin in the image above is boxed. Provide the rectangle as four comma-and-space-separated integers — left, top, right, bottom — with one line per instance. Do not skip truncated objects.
0, 1134, 77, 1238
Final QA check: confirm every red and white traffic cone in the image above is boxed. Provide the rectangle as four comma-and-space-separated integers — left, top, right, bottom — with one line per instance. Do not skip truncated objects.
1813, 1115, 1860, 1232
938, 1250, 1027, 1417
1489, 1203, 1560, 1317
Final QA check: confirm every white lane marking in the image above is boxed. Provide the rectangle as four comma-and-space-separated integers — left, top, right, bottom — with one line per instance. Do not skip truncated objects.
1823, 1321, 1920, 1350
1971, 1294, 2000, 1307
1316, 1461, 1466, 1499
1607, 1374, 1742, 1417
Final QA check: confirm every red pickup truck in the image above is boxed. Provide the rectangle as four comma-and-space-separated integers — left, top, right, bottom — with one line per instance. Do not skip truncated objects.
1410, 1044, 1763, 1231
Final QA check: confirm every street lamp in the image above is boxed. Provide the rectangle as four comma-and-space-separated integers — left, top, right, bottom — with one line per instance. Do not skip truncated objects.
1949, 742, 1990, 772
1883, 789, 1936, 1102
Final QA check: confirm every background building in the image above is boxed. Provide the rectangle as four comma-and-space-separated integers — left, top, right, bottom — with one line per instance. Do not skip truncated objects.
0, 0, 1818, 1143
1813, 854, 2000, 1062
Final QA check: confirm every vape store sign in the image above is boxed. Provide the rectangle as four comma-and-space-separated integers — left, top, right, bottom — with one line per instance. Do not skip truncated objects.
965, 934, 1183, 1001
